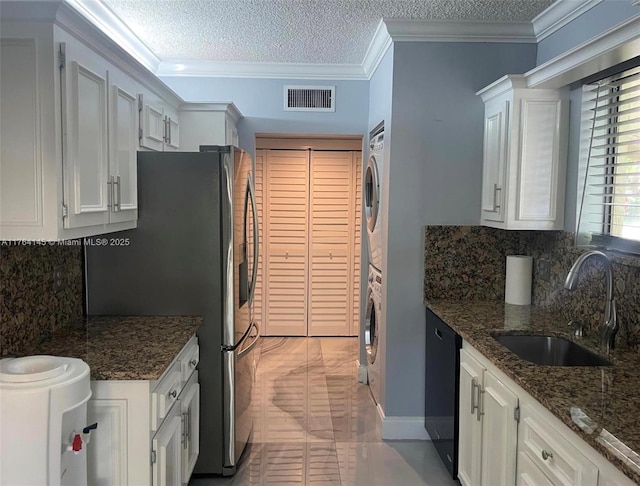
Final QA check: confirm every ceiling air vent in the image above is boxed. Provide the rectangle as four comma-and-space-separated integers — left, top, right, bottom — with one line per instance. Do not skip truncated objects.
284, 86, 335, 112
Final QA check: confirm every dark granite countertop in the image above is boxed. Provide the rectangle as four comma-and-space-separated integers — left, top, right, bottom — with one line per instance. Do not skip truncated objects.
19, 316, 202, 381
425, 299, 640, 484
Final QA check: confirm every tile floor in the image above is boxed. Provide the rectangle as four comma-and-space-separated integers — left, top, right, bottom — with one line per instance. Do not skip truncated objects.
191, 337, 459, 486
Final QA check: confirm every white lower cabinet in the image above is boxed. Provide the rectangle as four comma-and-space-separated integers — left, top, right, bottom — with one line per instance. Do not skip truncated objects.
458, 347, 518, 486
180, 372, 200, 485
87, 335, 200, 486
518, 402, 597, 486
459, 341, 636, 486
153, 403, 183, 486
518, 451, 554, 486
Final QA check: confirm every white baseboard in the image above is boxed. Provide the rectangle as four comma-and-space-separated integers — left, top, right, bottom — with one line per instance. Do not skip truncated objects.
356, 360, 368, 384
376, 405, 431, 440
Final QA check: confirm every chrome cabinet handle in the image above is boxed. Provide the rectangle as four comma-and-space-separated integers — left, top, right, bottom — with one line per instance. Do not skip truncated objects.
168, 117, 172, 145
163, 116, 168, 143
190, 359, 198, 367
107, 176, 115, 209
182, 412, 188, 448
471, 377, 479, 415
114, 175, 121, 211
435, 328, 443, 340
169, 390, 178, 399
493, 183, 502, 211
542, 450, 553, 461
186, 409, 191, 442
476, 382, 484, 422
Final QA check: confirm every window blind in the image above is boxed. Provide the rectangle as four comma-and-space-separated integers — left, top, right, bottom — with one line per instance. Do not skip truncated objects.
576, 66, 640, 252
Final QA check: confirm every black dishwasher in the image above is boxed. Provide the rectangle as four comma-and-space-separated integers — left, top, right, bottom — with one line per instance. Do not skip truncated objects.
425, 308, 462, 479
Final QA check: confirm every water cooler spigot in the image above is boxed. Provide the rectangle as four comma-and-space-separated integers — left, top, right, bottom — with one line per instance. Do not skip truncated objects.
66, 422, 98, 454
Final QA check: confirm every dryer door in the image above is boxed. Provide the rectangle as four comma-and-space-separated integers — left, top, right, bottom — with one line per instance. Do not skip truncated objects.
364, 155, 380, 233
365, 291, 378, 364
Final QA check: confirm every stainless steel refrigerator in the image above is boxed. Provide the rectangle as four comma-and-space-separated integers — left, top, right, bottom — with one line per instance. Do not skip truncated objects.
84, 146, 260, 476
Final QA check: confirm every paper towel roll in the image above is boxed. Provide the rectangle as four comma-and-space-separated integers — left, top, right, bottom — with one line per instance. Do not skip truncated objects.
505, 255, 533, 305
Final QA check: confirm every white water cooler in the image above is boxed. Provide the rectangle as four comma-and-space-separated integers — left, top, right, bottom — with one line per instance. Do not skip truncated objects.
0, 355, 93, 485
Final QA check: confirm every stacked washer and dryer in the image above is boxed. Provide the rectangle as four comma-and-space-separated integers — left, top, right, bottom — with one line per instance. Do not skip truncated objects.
364, 123, 384, 406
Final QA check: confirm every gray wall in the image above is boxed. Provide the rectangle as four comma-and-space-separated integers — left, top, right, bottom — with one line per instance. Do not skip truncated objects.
536, 0, 640, 65
382, 41, 537, 417
161, 76, 370, 155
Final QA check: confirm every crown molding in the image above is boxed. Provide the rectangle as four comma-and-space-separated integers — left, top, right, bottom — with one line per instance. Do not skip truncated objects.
179, 102, 243, 122
532, 0, 603, 42
64, 0, 160, 73
54, 2, 182, 107
525, 12, 640, 88
362, 20, 392, 79
21, 0, 630, 82
476, 74, 527, 101
157, 60, 368, 80
383, 19, 536, 43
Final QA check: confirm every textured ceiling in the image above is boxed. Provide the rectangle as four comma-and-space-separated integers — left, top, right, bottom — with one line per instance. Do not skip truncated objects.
103, 0, 555, 65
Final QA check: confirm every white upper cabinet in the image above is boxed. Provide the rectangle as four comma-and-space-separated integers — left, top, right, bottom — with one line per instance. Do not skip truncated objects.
477, 75, 569, 230
60, 40, 139, 230
140, 94, 180, 152
178, 103, 242, 151
0, 5, 181, 240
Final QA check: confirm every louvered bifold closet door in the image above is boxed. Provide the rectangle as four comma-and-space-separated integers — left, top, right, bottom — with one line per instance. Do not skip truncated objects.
253, 151, 265, 333
351, 153, 362, 336
308, 151, 356, 336
263, 150, 309, 336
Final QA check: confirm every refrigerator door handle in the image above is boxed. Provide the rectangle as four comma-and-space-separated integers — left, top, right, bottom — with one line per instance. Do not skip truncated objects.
221, 321, 253, 352
237, 321, 260, 359
246, 174, 259, 305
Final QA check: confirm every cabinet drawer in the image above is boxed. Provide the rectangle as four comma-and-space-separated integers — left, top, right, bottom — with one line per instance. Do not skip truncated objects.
517, 452, 554, 486
179, 336, 199, 384
151, 362, 182, 432
519, 404, 598, 486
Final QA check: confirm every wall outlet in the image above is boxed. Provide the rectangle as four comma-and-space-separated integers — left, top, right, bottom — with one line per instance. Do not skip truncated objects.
53, 265, 65, 291
538, 259, 551, 282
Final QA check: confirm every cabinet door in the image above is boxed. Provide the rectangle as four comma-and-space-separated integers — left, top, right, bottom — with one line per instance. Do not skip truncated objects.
480, 99, 509, 224
87, 399, 128, 486
480, 371, 518, 486
152, 405, 182, 486
108, 83, 138, 224
515, 98, 565, 226
458, 349, 484, 486
61, 54, 110, 229
164, 115, 180, 151
140, 97, 165, 151
180, 376, 200, 485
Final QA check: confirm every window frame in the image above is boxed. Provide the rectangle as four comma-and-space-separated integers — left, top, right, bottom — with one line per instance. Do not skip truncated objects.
577, 65, 640, 256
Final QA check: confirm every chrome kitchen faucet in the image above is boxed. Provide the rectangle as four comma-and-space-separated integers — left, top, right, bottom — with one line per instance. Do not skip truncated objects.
564, 250, 618, 353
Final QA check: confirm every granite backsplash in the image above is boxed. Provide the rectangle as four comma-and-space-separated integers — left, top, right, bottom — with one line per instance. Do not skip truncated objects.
0, 242, 83, 356
424, 226, 640, 350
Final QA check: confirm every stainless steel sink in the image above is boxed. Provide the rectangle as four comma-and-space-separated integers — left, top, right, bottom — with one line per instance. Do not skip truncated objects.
491, 334, 612, 366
